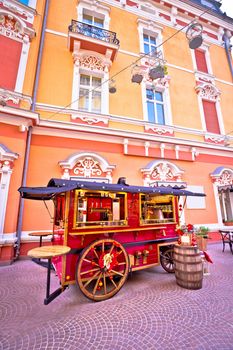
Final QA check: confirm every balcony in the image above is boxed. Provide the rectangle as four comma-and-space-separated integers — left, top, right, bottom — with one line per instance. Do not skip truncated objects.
68, 20, 120, 61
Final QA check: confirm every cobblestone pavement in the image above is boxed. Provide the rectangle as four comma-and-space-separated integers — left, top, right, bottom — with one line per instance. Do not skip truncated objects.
1, 243, 233, 350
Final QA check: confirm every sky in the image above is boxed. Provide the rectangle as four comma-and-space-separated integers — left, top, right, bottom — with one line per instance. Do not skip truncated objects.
220, 1, 233, 18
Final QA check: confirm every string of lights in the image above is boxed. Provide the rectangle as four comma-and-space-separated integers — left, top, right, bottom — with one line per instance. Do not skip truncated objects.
44, 7, 211, 121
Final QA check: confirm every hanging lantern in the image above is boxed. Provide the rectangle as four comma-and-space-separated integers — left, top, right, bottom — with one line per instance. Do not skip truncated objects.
109, 79, 117, 94
186, 21, 203, 49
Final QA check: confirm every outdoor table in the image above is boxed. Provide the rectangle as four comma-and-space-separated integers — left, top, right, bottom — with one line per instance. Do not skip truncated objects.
27, 245, 71, 305
28, 231, 53, 266
28, 231, 52, 247
219, 228, 233, 254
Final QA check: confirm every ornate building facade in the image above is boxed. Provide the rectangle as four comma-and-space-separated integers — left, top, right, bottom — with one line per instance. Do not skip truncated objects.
0, 0, 233, 263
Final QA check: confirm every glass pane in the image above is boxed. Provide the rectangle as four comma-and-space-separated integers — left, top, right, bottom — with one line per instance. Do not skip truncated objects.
147, 101, 155, 123
92, 77, 101, 88
94, 17, 104, 28
143, 34, 149, 42
151, 45, 157, 54
80, 75, 90, 86
156, 104, 165, 124
146, 89, 154, 100
155, 91, 163, 101
83, 14, 92, 24
150, 36, 156, 45
79, 88, 89, 111
92, 91, 101, 112
144, 43, 150, 54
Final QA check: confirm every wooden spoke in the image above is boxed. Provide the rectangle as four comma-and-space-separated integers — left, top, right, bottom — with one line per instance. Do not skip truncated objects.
109, 244, 114, 255
93, 274, 102, 295
93, 249, 99, 260
80, 267, 100, 276
83, 258, 99, 267
103, 272, 107, 295
84, 270, 101, 288
111, 269, 124, 277
160, 248, 175, 273
107, 272, 117, 288
76, 238, 129, 301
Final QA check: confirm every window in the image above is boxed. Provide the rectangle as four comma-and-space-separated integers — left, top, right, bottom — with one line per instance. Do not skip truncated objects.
79, 74, 102, 113
202, 100, 220, 134
18, 0, 29, 4
74, 190, 127, 228
146, 89, 165, 124
83, 14, 104, 28
143, 33, 157, 55
194, 49, 208, 73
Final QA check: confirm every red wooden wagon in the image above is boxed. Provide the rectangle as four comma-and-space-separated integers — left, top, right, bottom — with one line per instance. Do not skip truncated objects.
19, 178, 205, 304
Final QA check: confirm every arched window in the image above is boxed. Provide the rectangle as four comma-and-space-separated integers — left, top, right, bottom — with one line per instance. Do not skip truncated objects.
59, 152, 115, 183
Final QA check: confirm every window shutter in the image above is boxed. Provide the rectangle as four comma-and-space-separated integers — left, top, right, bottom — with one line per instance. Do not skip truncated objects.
0, 36, 22, 90
194, 50, 208, 73
202, 100, 220, 134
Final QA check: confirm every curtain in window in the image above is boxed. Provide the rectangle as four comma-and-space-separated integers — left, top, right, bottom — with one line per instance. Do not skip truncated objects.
194, 50, 208, 73
202, 100, 220, 134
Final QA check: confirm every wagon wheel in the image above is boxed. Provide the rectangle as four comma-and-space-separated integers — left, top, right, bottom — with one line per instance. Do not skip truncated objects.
160, 248, 175, 273
76, 238, 129, 301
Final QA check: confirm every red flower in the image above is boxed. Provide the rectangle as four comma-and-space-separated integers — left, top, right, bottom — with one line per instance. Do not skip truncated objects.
187, 224, 194, 232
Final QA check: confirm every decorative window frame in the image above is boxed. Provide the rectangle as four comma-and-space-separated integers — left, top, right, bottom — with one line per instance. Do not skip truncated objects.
77, 0, 110, 29
0, 10, 35, 94
190, 43, 213, 76
137, 19, 163, 57
210, 166, 233, 225
0, 144, 18, 235
71, 45, 112, 114
195, 81, 225, 135
59, 152, 116, 183
142, 79, 173, 126
141, 160, 185, 187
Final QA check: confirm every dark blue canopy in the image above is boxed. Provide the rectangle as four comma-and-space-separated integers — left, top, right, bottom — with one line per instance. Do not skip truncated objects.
18, 178, 206, 201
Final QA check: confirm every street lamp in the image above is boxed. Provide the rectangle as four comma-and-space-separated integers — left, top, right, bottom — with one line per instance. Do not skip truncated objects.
186, 21, 203, 49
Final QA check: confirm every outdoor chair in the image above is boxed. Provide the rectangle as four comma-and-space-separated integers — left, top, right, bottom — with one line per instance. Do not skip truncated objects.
219, 230, 233, 254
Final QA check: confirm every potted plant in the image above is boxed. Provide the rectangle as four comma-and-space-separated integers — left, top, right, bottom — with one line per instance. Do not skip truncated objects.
196, 226, 209, 251
223, 218, 233, 226
149, 64, 168, 80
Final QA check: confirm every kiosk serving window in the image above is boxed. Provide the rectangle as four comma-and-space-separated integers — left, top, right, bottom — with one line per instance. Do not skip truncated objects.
140, 194, 175, 225
74, 190, 127, 227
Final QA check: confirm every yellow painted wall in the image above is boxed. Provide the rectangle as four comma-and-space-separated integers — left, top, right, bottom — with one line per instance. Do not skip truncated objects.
37, 33, 73, 106
169, 67, 202, 129
0, 124, 26, 233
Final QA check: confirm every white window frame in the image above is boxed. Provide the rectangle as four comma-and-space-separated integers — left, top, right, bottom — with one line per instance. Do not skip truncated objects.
142, 82, 172, 126
78, 74, 102, 113
197, 96, 225, 135
77, 0, 110, 29
191, 43, 213, 75
137, 19, 163, 55
71, 65, 109, 114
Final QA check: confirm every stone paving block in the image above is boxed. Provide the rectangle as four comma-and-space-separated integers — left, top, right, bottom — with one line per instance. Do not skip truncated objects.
0, 243, 233, 350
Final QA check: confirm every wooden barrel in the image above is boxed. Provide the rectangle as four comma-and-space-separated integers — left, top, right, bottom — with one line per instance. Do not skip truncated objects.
174, 245, 203, 290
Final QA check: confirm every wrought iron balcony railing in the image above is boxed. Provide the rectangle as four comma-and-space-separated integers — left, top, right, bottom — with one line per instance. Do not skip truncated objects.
68, 20, 120, 46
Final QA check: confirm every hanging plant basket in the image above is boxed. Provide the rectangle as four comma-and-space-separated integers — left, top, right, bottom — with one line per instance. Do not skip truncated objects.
131, 73, 143, 84
149, 66, 165, 80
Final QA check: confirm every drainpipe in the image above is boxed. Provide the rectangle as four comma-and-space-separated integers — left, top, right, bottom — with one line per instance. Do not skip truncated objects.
15, 0, 50, 259
222, 29, 233, 82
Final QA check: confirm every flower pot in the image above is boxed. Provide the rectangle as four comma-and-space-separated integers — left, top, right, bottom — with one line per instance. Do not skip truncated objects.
224, 221, 233, 226
131, 74, 143, 84
149, 66, 165, 80
196, 236, 207, 251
